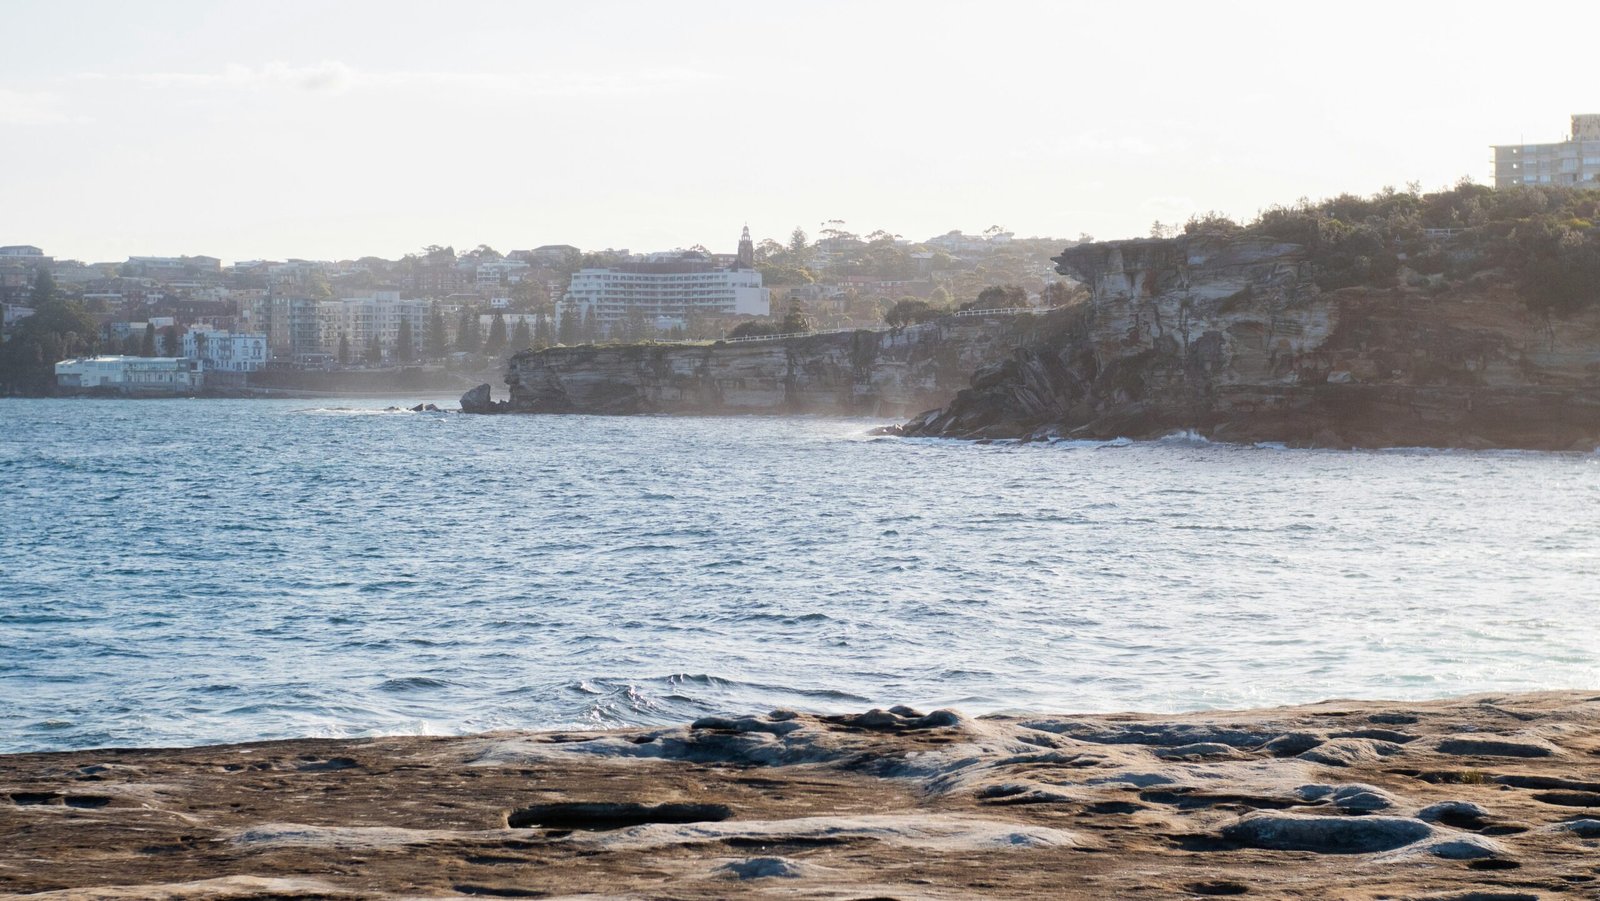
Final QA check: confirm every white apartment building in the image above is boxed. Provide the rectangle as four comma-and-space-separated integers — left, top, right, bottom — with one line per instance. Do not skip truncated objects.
563, 264, 768, 333
1494, 114, 1600, 189
475, 259, 531, 287
560, 228, 767, 334
55, 356, 204, 392
182, 328, 270, 372
319, 291, 430, 359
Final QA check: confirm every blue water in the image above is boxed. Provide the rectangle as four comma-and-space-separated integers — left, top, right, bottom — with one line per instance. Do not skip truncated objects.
2, 397, 1598, 753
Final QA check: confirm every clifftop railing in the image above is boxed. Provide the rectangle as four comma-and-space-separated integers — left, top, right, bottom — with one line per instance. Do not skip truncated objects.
709, 307, 1041, 346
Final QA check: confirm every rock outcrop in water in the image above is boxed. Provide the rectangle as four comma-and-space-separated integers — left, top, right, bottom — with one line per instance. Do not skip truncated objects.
6, 692, 1600, 898
899, 235, 1600, 449
458, 383, 509, 414
494, 313, 1060, 418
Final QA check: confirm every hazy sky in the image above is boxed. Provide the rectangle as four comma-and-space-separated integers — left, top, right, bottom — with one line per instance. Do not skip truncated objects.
3, 1, 1596, 263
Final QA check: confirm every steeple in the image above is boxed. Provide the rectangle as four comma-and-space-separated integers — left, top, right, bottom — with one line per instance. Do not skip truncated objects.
736, 224, 754, 269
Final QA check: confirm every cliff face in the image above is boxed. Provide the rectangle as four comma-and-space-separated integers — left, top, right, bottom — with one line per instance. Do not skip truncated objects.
500, 314, 1063, 418
901, 235, 1600, 449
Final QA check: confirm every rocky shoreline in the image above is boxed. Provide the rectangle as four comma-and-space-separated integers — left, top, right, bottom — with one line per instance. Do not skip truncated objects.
5, 692, 1600, 899
898, 237, 1600, 449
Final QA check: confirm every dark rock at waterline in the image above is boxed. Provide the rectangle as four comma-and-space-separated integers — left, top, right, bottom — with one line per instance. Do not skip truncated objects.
460, 384, 509, 414
897, 234, 1600, 449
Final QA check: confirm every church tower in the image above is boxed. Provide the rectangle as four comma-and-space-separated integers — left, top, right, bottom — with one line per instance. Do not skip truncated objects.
736, 225, 755, 269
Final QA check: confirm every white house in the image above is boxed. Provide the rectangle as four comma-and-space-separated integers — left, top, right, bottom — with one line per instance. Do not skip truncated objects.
55, 356, 204, 392
182, 328, 270, 372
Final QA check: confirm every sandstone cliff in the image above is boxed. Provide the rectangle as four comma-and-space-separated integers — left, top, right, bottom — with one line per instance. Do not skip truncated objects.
900, 235, 1600, 449
498, 313, 1064, 418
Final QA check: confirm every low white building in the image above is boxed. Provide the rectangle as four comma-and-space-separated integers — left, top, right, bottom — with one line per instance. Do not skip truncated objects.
182, 328, 270, 372
55, 356, 204, 392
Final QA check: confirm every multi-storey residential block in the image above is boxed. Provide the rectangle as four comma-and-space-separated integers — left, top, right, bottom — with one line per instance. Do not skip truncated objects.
560, 228, 768, 335
319, 291, 430, 360
1493, 114, 1600, 189
182, 328, 270, 372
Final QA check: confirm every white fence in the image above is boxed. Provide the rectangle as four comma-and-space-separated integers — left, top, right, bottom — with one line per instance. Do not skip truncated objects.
708, 307, 1042, 346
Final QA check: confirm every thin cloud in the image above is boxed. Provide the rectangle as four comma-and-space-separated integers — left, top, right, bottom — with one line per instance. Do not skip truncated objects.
73, 62, 711, 97
0, 88, 79, 125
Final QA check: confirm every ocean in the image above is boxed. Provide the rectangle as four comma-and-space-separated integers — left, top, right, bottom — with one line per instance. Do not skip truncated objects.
2, 396, 1597, 753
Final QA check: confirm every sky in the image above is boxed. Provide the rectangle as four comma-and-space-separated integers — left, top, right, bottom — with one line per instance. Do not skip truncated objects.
3, 0, 1597, 264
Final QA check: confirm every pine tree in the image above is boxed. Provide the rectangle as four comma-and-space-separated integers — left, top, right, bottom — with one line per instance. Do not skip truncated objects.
140, 323, 156, 357
557, 304, 579, 345
366, 335, 382, 364
395, 318, 414, 362
510, 319, 532, 353
338, 334, 350, 365
533, 310, 549, 349
485, 312, 507, 355
427, 308, 447, 358
456, 310, 475, 353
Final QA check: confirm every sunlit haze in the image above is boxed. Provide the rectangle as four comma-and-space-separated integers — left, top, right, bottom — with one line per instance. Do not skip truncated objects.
3, 0, 1595, 261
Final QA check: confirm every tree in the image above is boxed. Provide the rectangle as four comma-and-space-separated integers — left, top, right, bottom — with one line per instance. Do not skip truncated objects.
427, 308, 447, 358
728, 319, 781, 339
192, 331, 208, 361
485, 312, 507, 355
395, 318, 414, 362
533, 310, 549, 349
965, 284, 1028, 311
338, 334, 350, 365
30, 268, 57, 306
456, 310, 480, 353
366, 335, 382, 364
511, 318, 533, 353
163, 325, 183, 356
885, 299, 940, 327
557, 303, 580, 345
788, 227, 809, 255
0, 290, 99, 393
140, 323, 156, 357
780, 298, 813, 334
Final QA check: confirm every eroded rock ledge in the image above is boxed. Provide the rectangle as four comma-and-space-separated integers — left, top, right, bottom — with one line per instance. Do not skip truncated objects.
490, 313, 1064, 418
5, 692, 1600, 899
898, 235, 1600, 448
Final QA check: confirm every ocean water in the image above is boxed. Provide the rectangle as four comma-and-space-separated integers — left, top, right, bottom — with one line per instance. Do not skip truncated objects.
2, 397, 1598, 753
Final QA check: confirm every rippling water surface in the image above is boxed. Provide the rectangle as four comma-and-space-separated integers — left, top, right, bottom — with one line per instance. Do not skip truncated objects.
2, 397, 1598, 752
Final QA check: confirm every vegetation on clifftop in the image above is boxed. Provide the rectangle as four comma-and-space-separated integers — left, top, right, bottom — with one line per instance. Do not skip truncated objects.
1181, 182, 1600, 314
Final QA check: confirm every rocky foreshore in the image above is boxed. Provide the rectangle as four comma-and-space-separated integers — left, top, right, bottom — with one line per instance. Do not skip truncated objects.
5, 692, 1600, 899
897, 236, 1600, 449
467, 312, 1065, 418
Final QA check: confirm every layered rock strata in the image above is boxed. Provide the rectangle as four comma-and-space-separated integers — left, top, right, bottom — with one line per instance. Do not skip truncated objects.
492, 313, 1062, 418
5, 692, 1600, 899
900, 235, 1600, 448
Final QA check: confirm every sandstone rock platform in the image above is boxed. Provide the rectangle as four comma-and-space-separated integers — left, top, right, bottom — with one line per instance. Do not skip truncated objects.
5, 692, 1600, 898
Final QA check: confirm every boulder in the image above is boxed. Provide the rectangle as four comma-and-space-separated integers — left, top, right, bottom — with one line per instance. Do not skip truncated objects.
460, 384, 507, 414
1222, 811, 1432, 854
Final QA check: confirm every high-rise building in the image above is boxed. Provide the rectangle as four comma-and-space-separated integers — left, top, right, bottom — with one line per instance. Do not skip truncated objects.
560, 227, 769, 335
1493, 114, 1600, 189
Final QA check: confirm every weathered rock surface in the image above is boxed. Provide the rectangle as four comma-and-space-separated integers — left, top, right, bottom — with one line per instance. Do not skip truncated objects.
498, 312, 1060, 417
458, 383, 509, 414
899, 235, 1600, 448
6, 692, 1600, 899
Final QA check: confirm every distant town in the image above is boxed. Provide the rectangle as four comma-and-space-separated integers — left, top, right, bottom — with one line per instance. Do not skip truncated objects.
0, 224, 1080, 395
10, 111, 1600, 397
